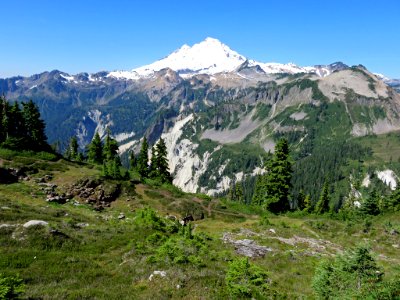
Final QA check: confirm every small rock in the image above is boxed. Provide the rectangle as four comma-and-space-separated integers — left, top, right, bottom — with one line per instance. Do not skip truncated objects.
392, 244, 399, 248
118, 213, 125, 220
76, 223, 89, 228
23, 220, 49, 228
390, 229, 399, 236
0, 224, 17, 229
149, 270, 166, 281
269, 228, 276, 234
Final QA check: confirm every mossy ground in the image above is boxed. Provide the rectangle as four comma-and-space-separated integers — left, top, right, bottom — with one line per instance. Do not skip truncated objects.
0, 152, 399, 299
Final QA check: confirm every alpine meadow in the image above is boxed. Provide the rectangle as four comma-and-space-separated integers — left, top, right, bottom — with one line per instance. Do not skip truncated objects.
1, 1, 400, 299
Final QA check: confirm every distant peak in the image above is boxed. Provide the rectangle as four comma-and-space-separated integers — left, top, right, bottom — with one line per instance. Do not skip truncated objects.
203, 37, 222, 43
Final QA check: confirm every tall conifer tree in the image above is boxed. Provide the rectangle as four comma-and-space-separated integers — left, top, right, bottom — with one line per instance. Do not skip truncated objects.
88, 132, 103, 164
137, 137, 149, 179
155, 138, 172, 183
263, 138, 292, 213
315, 181, 330, 214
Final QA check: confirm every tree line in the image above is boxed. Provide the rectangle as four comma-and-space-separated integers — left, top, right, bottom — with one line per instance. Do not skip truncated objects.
230, 137, 400, 216
0, 96, 49, 151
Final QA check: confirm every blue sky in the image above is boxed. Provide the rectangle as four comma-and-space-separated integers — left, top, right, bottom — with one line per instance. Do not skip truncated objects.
1, 0, 399, 78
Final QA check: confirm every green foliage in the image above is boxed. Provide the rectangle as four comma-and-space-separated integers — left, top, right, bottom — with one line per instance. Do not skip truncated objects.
103, 129, 119, 162
387, 186, 400, 211
137, 137, 149, 179
102, 157, 123, 180
263, 138, 292, 213
152, 234, 207, 267
65, 136, 79, 160
227, 181, 245, 203
252, 102, 272, 121
315, 181, 330, 214
0, 98, 50, 152
303, 194, 313, 212
149, 138, 172, 183
296, 189, 306, 210
312, 245, 385, 299
0, 273, 25, 300
360, 190, 380, 216
225, 257, 270, 298
292, 139, 371, 207
129, 151, 137, 171
87, 132, 103, 164
134, 207, 168, 232
283, 78, 328, 101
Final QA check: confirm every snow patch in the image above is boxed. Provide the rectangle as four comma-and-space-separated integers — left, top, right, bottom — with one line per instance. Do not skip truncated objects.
60, 73, 74, 82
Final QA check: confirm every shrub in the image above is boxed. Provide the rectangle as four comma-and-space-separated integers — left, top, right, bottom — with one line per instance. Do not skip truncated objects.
134, 208, 166, 231
0, 273, 25, 299
225, 257, 270, 298
312, 245, 385, 299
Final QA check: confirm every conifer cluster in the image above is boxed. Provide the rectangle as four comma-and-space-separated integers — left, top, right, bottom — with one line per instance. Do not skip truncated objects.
133, 137, 172, 183
0, 97, 49, 151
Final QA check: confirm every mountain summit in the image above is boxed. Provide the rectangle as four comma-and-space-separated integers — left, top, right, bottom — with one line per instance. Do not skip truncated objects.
109, 37, 247, 79
135, 37, 247, 76
108, 37, 354, 80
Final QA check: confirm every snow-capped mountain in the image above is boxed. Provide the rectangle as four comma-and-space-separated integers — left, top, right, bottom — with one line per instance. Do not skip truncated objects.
109, 37, 247, 79
107, 37, 348, 80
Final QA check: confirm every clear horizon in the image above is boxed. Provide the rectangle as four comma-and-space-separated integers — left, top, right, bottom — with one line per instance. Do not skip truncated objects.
1, 0, 399, 78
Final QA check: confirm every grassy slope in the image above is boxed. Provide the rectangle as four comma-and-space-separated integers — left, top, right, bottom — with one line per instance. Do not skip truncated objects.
1, 153, 400, 299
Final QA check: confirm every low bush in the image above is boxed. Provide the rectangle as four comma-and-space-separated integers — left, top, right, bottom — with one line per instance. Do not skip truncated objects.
225, 257, 270, 298
0, 273, 25, 299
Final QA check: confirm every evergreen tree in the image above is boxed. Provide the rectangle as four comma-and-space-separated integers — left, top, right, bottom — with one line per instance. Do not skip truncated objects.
9, 102, 25, 138
386, 185, 400, 211
1, 99, 10, 143
21, 100, 48, 150
137, 137, 149, 179
66, 136, 79, 160
154, 138, 172, 183
312, 245, 383, 298
235, 182, 244, 203
303, 194, 312, 213
227, 179, 236, 201
315, 181, 330, 214
129, 151, 137, 171
297, 189, 306, 210
360, 190, 380, 216
149, 145, 158, 178
252, 175, 265, 206
2, 102, 26, 148
88, 132, 103, 164
263, 138, 292, 213
0, 96, 6, 143
103, 129, 119, 162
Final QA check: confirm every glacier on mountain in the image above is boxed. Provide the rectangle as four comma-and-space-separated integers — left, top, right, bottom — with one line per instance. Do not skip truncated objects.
107, 37, 337, 80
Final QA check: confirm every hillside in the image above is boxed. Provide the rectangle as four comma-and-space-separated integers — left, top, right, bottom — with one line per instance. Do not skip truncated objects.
1, 151, 400, 298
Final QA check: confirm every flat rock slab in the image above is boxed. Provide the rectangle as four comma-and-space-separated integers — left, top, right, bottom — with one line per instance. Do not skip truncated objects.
222, 233, 272, 258
23, 220, 49, 228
